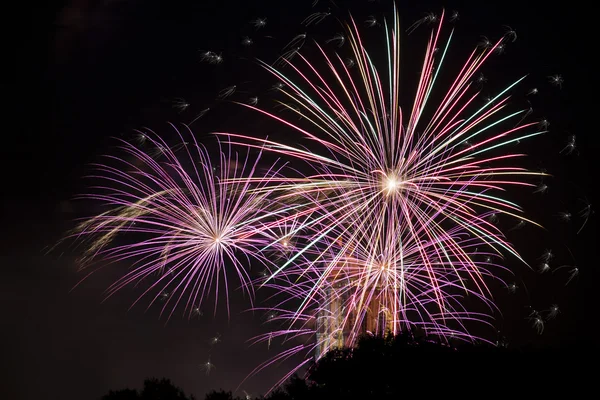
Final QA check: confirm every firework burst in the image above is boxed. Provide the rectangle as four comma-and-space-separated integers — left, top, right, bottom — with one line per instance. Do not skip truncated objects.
221, 5, 544, 351
69, 125, 284, 319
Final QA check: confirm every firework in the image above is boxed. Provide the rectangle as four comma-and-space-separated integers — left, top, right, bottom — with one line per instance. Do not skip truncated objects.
577, 198, 593, 234
222, 4, 543, 346
200, 357, 215, 375
365, 15, 379, 28
200, 6, 552, 387
545, 304, 560, 320
559, 134, 577, 155
69, 125, 283, 319
528, 309, 544, 335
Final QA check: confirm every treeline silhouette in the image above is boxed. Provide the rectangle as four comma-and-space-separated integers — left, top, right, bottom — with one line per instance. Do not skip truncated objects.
101, 332, 587, 399
101, 378, 195, 400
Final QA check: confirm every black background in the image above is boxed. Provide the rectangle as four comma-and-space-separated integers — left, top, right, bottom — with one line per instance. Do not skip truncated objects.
2, 1, 596, 399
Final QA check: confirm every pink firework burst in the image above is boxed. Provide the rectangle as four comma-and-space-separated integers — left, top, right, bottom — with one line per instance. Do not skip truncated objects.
222, 5, 547, 385
69, 125, 284, 319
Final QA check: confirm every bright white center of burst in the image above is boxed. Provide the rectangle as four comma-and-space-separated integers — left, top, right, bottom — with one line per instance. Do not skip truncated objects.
384, 175, 401, 194
282, 240, 289, 247
214, 236, 221, 244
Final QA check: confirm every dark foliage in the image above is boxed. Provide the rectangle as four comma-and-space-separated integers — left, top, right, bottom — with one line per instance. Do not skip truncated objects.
101, 378, 194, 400
261, 332, 587, 399
204, 390, 241, 400
101, 388, 139, 400
101, 334, 587, 400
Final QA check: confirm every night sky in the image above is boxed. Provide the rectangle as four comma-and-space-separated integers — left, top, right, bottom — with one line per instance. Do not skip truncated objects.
3, 1, 596, 399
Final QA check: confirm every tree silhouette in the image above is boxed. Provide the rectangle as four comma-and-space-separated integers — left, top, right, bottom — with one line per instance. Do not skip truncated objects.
204, 390, 243, 400
259, 331, 589, 399
101, 388, 139, 400
101, 378, 194, 400
100, 333, 586, 400
141, 378, 194, 400
260, 332, 518, 399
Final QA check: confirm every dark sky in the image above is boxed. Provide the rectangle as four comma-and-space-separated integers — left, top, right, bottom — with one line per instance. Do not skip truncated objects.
2, 0, 596, 399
